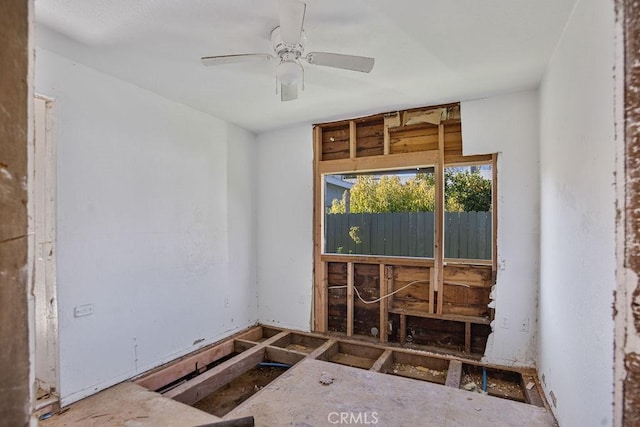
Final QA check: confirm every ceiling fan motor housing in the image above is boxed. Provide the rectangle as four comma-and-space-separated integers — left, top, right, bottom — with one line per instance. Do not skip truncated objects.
271, 26, 305, 60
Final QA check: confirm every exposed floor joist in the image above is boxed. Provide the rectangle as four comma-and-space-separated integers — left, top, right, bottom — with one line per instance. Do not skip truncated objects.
43, 325, 553, 426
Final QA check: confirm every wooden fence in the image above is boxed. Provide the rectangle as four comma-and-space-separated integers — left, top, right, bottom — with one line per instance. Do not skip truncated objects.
325, 211, 491, 259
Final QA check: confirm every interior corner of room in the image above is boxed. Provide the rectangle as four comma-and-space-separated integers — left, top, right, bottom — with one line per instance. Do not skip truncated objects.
2, 0, 637, 426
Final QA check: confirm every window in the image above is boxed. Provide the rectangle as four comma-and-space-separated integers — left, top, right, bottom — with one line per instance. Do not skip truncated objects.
324, 168, 435, 258
444, 164, 493, 260
313, 104, 497, 351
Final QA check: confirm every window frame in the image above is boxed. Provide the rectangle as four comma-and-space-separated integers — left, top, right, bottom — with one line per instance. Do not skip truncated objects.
312, 106, 498, 337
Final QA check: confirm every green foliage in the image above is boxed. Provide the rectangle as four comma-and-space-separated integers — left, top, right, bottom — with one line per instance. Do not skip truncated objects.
349, 226, 362, 244
445, 170, 492, 212
329, 191, 347, 214
327, 169, 491, 214
349, 173, 435, 213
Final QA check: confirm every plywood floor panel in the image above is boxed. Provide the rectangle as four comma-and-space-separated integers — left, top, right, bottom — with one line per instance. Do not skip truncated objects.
229, 359, 555, 427
41, 382, 221, 427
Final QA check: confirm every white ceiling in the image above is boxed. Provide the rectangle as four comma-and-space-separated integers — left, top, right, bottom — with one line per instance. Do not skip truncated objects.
35, 0, 577, 133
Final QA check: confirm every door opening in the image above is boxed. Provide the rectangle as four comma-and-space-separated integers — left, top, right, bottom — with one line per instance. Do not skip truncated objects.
33, 95, 59, 411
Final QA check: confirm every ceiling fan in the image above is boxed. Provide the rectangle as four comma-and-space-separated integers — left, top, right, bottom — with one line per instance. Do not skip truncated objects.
200, 0, 375, 102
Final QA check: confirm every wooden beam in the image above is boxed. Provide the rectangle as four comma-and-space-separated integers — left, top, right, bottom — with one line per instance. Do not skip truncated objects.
165, 331, 289, 405
166, 346, 265, 405
399, 314, 407, 344
314, 125, 323, 163
465, 322, 471, 353
347, 262, 354, 337
234, 339, 256, 353
235, 326, 270, 342
314, 340, 340, 362
349, 121, 357, 159
445, 360, 463, 388
388, 307, 490, 325
443, 154, 493, 165
136, 340, 235, 391
305, 339, 339, 360
387, 266, 394, 312
521, 374, 545, 407
383, 124, 390, 155
428, 267, 435, 314
313, 126, 327, 333
436, 124, 445, 315
379, 264, 388, 343
443, 258, 493, 266
370, 349, 394, 373
265, 346, 306, 366
318, 151, 438, 175
321, 254, 434, 268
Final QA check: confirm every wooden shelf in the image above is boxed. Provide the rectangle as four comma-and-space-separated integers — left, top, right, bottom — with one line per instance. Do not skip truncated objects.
388, 307, 491, 325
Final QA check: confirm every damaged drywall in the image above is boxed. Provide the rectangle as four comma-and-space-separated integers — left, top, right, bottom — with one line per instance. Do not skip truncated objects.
461, 91, 540, 367
0, 0, 32, 425
617, 0, 640, 424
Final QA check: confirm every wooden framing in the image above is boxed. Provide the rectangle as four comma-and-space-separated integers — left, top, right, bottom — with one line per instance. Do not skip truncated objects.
379, 264, 388, 342
313, 103, 498, 356
317, 151, 438, 175
313, 126, 327, 332
435, 124, 445, 315
134, 325, 547, 413
346, 262, 354, 337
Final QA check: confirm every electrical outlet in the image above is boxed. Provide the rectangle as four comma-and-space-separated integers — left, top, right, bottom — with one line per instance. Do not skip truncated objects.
74, 304, 94, 317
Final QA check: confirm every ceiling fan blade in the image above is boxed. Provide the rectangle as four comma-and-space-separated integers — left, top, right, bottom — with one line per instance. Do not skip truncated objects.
281, 82, 298, 102
305, 52, 375, 73
279, 0, 306, 46
201, 54, 274, 66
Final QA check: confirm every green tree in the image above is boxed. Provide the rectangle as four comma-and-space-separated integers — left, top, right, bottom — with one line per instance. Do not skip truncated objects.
329, 191, 347, 214
327, 169, 491, 214
445, 170, 492, 212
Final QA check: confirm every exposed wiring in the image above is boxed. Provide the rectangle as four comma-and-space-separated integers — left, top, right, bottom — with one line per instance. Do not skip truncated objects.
443, 281, 471, 288
328, 279, 430, 305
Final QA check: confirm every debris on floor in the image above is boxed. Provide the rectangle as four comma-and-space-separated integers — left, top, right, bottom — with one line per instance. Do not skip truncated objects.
319, 371, 334, 385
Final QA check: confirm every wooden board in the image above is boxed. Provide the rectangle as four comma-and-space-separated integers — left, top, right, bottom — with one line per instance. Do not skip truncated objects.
41, 383, 221, 427
356, 119, 384, 157
445, 360, 463, 388
370, 349, 394, 373
322, 124, 350, 160
379, 264, 388, 342
165, 332, 290, 405
135, 332, 242, 391
229, 359, 556, 427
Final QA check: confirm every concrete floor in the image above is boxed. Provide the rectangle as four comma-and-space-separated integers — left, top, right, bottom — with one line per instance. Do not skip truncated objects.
41, 359, 556, 427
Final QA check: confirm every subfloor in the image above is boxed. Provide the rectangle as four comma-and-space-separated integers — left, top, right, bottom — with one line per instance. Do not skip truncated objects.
229, 358, 555, 427
40, 382, 221, 427
42, 359, 556, 427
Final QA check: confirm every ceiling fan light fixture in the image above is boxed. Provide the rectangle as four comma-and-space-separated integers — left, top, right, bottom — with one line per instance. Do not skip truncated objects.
277, 60, 302, 85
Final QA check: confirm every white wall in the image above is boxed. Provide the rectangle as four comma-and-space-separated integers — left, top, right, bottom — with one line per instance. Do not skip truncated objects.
462, 90, 540, 367
35, 48, 258, 405
256, 126, 314, 330
538, 0, 616, 425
